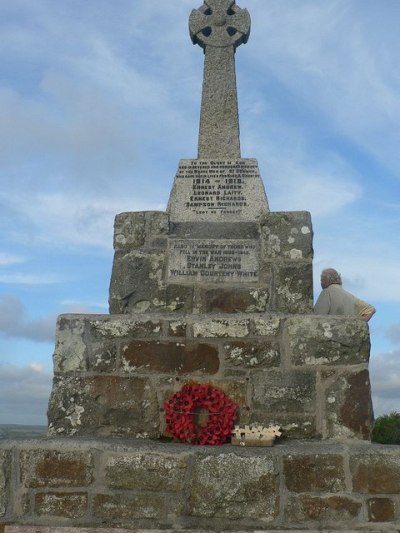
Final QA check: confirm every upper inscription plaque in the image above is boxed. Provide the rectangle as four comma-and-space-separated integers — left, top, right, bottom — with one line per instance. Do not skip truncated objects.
168, 158, 269, 222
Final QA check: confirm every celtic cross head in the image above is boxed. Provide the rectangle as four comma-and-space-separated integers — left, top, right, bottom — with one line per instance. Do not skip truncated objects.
189, 0, 250, 49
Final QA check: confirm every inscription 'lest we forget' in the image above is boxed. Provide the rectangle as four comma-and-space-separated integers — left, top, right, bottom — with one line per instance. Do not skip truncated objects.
168, 239, 259, 282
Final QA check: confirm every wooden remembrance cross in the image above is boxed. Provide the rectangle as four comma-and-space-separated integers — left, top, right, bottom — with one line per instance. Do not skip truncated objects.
189, 0, 251, 159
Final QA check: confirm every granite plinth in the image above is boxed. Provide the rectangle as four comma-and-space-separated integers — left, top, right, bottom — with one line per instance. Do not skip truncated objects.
1, 440, 399, 531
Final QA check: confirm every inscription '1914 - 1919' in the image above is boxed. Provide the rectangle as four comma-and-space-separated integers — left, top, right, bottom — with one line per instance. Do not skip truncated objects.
176, 160, 260, 216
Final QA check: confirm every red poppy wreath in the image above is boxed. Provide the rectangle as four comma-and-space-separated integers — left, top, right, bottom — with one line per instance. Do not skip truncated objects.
164, 383, 237, 445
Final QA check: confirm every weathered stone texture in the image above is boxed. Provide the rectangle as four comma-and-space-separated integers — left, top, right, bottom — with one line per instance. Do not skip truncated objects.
113, 211, 169, 252
165, 284, 193, 313
166, 320, 187, 337
20, 450, 93, 488
88, 316, 163, 339
114, 211, 146, 251
0, 450, 10, 517
324, 369, 373, 439
34, 492, 88, 518
351, 451, 400, 494
197, 287, 269, 313
122, 340, 219, 375
252, 369, 316, 414
367, 497, 396, 522
188, 453, 279, 521
285, 316, 370, 366
109, 250, 166, 314
223, 340, 280, 368
272, 262, 313, 313
253, 315, 281, 336
283, 454, 346, 492
260, 211, 313, 260
104, 452, 188, 491
192, 318, 250, 338
92, 493, 183, 523
2, 441, 400, 530
89, 341, 117, 372
48, 313, 374, 441
53, 317, 87, 373
286, 495, 362, 524
48, 375, 159, 437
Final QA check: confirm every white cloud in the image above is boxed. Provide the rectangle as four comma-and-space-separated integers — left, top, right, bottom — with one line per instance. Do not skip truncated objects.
0, 294, 56, 342
0, 363, 52, 425
370, 348, 400, 416
3, 191, 163, 250
0, 253, 25, 266
0, 273, 63, 285
386, 324, 400, 345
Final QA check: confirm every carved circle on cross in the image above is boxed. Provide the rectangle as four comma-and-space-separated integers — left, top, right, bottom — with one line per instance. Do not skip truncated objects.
189, 0, 251, 49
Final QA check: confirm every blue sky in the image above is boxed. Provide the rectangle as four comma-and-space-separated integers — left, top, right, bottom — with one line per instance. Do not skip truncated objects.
0, 0, 399, 425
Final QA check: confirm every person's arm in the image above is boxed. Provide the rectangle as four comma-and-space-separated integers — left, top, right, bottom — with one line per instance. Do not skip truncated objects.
314, 289, 331, 315
355, 300, 376, 322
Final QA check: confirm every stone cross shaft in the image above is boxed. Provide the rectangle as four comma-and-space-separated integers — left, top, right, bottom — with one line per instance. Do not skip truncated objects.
189, 0, 250, 159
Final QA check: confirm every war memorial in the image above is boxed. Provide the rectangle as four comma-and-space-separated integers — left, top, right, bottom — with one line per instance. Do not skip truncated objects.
1, 1, 399, 531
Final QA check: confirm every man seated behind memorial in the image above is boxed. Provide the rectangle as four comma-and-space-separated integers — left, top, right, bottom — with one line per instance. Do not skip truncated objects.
314, 268, 376, 322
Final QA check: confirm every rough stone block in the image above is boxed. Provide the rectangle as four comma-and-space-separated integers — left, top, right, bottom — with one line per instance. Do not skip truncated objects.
286, 495, 361, 523
283, 454, 346, 492
272, 262, 313, 313
34, 492, 88, 518
104, 452, 188, 491
92, 493, 182, 523
197, 287, 269, 313
252, 369, 316, 414
122, 340, 219, 375
351, 451, 400, 493
192, 318, 250, 338
53, 316, 87, 372
109, 250, 166, 313
188, 453, 279, 521
166, 320, 187, 337
88, 316, 162, 340
223, 340, 280, 368
324, 369, 373, 439
367, 497, 396, 522
145, 211, 170, 238
48, 375, 159, 437
89, 341, 117, 372
0, 450, 10, 517
113, 211, 169, 252
285, 316, 370, 366
260, 211, 313, 260
252, 315, 281, 336
20, 450, 93, 488
113, 212, 146, 251
166, 284, 193, 312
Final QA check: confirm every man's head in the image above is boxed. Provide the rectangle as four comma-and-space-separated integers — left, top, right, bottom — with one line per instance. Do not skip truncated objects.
321, 268, 342, 289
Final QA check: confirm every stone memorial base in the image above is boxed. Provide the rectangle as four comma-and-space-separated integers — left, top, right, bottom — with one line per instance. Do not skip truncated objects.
109, 208, 314, 316
1, 439, 399, 531
47, 313, 372, 440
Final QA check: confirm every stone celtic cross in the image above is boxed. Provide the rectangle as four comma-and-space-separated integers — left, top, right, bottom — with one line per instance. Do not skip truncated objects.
189, 0, 250, 159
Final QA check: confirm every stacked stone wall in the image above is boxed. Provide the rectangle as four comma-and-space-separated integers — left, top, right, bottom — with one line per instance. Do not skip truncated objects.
1, 440, 399, 530
48, 313, 373, 440
109, 211, 313, 315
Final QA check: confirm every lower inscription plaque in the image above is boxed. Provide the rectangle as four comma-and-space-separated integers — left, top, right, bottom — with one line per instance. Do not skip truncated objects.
168, 239, 259, 282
